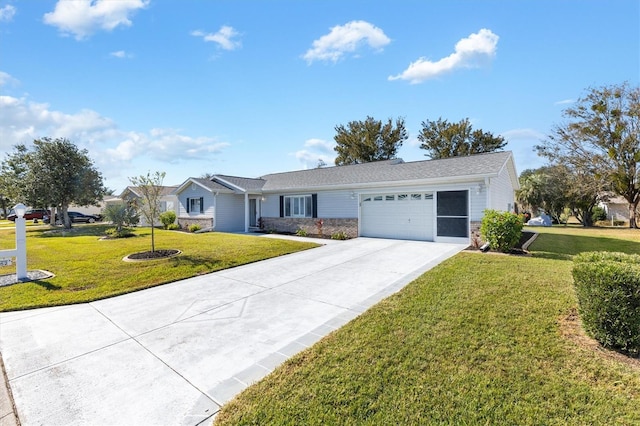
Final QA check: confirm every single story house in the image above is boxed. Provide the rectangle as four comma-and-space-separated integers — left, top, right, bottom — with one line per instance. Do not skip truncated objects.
173, 151, 519, 244
118, 185, 178, 226
598, 194, 633, 225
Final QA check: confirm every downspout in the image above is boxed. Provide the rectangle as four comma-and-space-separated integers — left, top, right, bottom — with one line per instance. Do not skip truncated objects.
484, 177, 491, 210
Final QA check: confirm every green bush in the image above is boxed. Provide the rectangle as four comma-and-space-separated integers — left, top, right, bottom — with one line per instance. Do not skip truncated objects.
105, 227, 135, 238
159, 211, 177, 229
167, 223, 180, 230
295, 228, 308, 237
189, 224, 201, 233
102, 203, 139, 233
572, 252, 640, 356
331, 231, 348, 240
591, 206, 607, 224
480, 209, 524, 253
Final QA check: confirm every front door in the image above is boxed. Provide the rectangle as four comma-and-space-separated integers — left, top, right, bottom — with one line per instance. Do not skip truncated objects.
249, 199, 258, 227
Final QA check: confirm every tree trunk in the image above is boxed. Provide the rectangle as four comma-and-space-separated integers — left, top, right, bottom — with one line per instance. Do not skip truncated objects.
151, 223, 155, 252
61, 204, 72, 229
630, 200, 639, 229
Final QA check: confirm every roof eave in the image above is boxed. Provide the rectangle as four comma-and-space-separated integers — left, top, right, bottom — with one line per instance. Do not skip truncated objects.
262, 173, 499, 193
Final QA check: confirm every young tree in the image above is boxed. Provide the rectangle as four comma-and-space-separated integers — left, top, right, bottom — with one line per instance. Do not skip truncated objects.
129, 171, 166, 253
1, 138, 105, 229
418, 117, 507, 159
334, 116, 407, 165
537, 82, 640, 228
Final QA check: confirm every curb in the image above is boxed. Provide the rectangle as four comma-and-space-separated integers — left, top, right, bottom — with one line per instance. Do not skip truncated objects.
0, 353, 19, 426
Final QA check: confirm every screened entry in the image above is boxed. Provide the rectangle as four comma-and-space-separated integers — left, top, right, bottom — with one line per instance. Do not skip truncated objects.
436, 190, 469, 238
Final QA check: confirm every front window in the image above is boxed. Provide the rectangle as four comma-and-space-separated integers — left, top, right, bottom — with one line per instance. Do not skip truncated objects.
284, 195, 312, 218
189, 198, 202, 214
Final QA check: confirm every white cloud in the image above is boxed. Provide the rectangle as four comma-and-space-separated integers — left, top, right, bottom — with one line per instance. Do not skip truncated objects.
0, 70, 19, 87
0, 94, 230, 190
501, 128, 545, 141
43, 0, 149, 40
293, 138, 336, 168
191, 26, 242, 51
389, 28, 499, 84
110, 50, 133, 59
554, 99, 575, 105
0, 4, 16, 22
303, 20, 391, 64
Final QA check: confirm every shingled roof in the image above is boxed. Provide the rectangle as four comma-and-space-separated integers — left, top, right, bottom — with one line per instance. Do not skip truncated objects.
259, 151, 516, 191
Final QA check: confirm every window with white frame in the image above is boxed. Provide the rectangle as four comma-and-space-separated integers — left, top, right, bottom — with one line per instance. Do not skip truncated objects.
284, 195, 312, 218
186, 197, 204, 214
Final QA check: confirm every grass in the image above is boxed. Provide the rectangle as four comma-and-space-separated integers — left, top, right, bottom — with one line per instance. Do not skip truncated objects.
215, 226, 640, 425
0, 224, 318, 311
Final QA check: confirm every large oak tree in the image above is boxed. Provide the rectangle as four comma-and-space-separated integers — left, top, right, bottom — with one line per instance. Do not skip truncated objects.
0, 138, 105, 229
333, 116, 407, 165
536, 82, 640, 228
418, 117, 506, 159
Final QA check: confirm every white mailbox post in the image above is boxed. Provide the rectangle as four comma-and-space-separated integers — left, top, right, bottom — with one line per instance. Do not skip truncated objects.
0, 203, 28, 281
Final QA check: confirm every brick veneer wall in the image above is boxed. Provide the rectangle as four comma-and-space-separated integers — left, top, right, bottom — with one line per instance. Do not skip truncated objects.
469, 220, 482, 248
261, 217, 359, 238
177, 217, 214, 230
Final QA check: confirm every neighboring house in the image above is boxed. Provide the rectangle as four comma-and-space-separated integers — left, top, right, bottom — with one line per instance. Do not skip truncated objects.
174, 151, 519, 244
599, 195, 633, 224
69, 195, 121, 216
118, 185, 179, 226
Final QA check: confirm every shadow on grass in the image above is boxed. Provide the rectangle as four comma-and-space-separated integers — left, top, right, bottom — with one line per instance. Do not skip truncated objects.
529, 233, 640, 257
32, 280, 62, 290
170, 255, 224, 270
530, 252, 574, 261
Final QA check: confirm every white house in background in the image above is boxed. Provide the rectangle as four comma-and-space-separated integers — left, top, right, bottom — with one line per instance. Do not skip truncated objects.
118, 185, 179, 226
599, 194, 633, 225
62, 195, 122, 217
173, 151, 519, 244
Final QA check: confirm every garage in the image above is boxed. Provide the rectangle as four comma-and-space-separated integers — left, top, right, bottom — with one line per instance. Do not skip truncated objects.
360, 192, 434, 241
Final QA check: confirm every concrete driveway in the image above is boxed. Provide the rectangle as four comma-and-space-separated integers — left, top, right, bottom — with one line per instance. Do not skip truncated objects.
0, 237, 466, 425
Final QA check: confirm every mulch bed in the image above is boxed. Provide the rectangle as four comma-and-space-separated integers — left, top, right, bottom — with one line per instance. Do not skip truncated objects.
467, 231, 537, 255
124, 249, 181, 261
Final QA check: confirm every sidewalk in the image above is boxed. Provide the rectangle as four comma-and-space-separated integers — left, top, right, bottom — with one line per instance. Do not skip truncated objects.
0, 354, 18, 426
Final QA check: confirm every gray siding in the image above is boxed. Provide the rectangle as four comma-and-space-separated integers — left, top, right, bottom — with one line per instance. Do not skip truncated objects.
215, 193, 245, 232
489, 165, 516, 212
317, 190, 358, 218
177, 186, 214, 218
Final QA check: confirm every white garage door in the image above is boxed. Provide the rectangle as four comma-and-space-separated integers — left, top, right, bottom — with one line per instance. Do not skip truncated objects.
360, 192, 434, 241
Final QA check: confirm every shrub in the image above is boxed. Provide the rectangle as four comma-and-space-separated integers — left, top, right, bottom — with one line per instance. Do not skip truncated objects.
102, 203, 139, 233
105, 227, 135, 238
159, 211, 177, 229
167, 223, 180, 230
572, 252, 640, 356
189, 224, 201, 233
480, 209, 524, 253
295, 228, 308, 237
591, 206, 607, 224
331, 231, 348, 240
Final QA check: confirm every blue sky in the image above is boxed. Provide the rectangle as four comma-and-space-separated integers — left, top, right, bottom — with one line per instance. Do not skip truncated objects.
0, 0, 638, 193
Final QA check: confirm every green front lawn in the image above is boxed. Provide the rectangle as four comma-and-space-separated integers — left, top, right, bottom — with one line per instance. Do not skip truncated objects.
0, 225, 318, 311
215, 227, 640, 425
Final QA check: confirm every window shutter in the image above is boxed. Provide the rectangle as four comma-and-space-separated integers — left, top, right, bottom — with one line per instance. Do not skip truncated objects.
199, 197, 204, 213
312, 194, 318, 218
186, 198, 190, 213
279, 196, 284, 218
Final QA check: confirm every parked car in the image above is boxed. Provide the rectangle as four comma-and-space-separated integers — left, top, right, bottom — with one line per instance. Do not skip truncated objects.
66, 211, 102, 223
7, 209, 50, 222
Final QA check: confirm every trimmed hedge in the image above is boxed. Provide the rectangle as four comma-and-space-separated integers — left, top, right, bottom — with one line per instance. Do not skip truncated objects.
480, 209, 524, 253
572, 252, 640, 356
